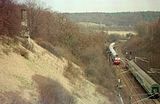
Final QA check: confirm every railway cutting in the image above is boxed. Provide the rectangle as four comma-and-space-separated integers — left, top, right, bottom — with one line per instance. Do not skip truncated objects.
107, 42, 160, 104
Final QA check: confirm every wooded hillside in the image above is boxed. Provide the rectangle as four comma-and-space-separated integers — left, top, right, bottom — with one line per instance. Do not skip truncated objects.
65, 12, 160, 27
124, 18, 160, 68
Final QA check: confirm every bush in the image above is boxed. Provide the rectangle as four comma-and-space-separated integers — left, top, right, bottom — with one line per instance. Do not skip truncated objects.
0, 0, 21, 36
20, 48, 29, 59
14, 47, 29, 59
2, 48, 11, 55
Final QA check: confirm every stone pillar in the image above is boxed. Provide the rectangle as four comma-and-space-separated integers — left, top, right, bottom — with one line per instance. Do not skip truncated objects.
20, 9, 33, 51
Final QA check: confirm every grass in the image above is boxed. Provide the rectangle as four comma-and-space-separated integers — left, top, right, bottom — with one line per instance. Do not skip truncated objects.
13, 75, 33, 89
0, 91, 32, 104
63, 61, 82, 84
0, 36, 30, 59
108, 30, 137, 36
2, 48, 11, 55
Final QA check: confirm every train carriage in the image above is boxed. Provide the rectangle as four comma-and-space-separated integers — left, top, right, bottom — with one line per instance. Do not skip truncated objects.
128, 60, 160, 97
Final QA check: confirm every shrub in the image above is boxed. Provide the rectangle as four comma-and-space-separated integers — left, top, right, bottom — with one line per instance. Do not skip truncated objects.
14, 47, 29, 59
0, 0, 21, 36
2, 48, 11, 55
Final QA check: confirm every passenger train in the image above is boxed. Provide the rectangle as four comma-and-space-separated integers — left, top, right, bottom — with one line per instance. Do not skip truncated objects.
109, 42, 121, 65
108, 42, 160, 97
127, 60, 160, 98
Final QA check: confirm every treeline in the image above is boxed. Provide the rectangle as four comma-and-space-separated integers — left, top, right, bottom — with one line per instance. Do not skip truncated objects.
124, 18, 160, 68
65, 12, 160, 27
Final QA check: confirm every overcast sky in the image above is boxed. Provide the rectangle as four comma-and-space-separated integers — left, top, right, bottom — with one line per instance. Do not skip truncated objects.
40, 0, 160, 13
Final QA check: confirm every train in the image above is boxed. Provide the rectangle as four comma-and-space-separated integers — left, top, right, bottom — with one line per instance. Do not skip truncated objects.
108, 42, 160, 97
126, 60, 160, 98
109, 42, 121, 65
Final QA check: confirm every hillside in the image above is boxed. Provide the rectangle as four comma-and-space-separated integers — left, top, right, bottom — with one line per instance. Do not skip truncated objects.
122, 19, 160, 83
64, 12, 160, 27
0, 1, 118, 104
0, 36, 114, 104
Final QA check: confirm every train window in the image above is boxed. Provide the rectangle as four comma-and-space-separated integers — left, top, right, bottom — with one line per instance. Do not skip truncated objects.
136, 74, 143, 84
152, 87, 159, 94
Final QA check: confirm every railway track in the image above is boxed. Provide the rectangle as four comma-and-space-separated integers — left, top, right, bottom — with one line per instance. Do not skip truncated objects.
116, 65, 144, 104
108, 42, 160, 104
123, 64, 148, 104
114, 64, 160, 104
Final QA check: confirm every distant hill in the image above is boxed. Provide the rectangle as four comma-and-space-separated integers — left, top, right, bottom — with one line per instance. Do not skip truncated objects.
64, 12, 160, 27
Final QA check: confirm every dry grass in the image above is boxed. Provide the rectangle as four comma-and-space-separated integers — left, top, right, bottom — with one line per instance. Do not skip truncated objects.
2, 48, 11, 55
0, 91, 31, 104
0, 36, 30, 59
63, 61, 83, 84
108, 31, 137, 36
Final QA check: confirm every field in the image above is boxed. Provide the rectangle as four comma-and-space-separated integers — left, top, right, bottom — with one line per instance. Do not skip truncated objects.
108, 31, 137, 36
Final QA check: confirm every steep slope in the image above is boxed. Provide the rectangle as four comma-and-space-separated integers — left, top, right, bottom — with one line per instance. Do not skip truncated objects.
0, 37, 112, 104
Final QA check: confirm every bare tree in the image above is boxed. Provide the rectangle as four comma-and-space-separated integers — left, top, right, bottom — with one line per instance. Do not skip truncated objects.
0, 0, 21, 36
24, 0, 43, 38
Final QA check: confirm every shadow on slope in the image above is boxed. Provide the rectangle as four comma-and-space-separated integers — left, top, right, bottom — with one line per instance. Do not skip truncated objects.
32, 74, 75, 104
